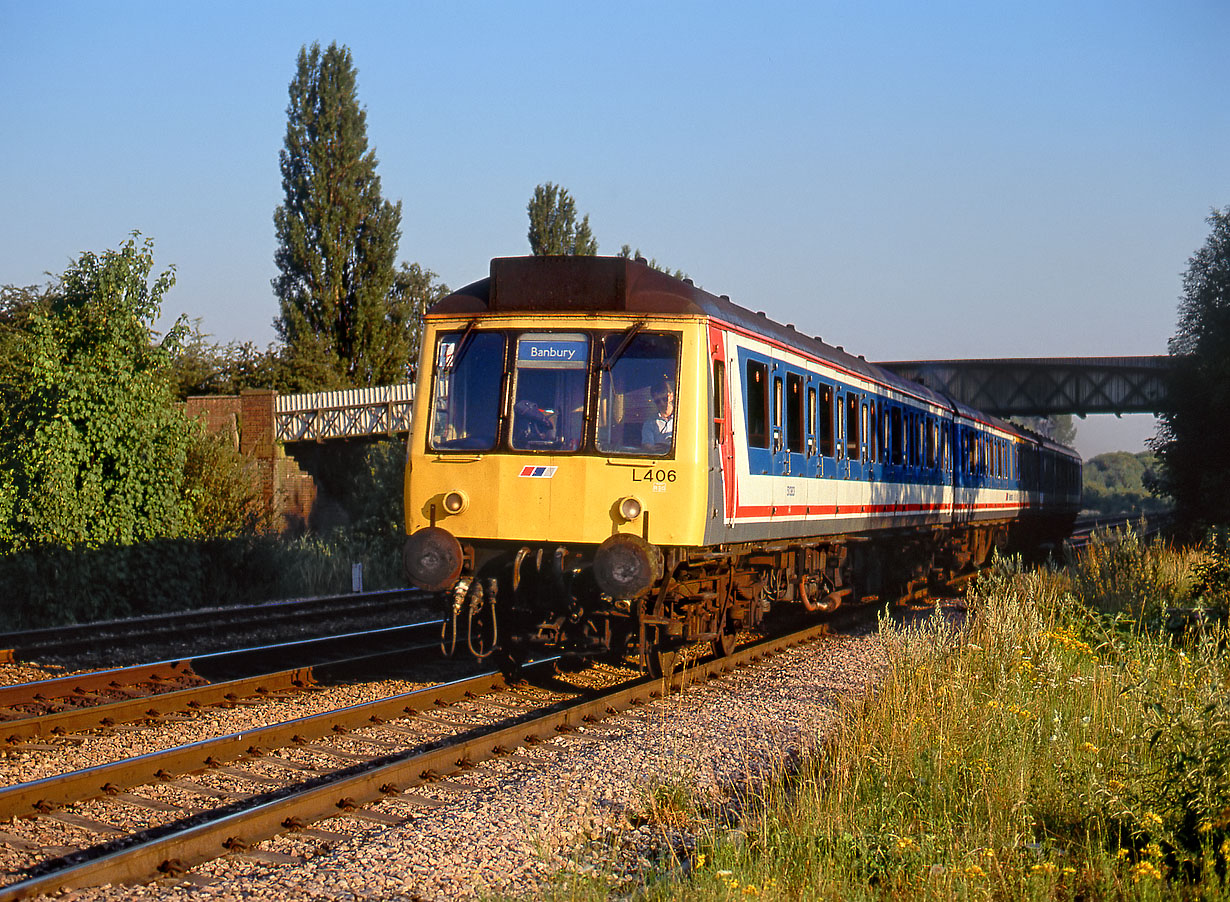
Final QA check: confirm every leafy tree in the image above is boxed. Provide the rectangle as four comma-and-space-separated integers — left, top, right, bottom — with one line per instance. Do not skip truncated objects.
527, 182, 598, 255
1151, 207, 1230, 528
166, 319, 281, 399
1008, 414, 1077, 448
1082, 451, 1170, 517
181, 425, 266, 537
618, 244, 688, 281
0, 235, 197, 550
273, 41, 423, 391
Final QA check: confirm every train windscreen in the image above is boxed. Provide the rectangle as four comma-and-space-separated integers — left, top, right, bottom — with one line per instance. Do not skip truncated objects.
509, 333, 590, 452
429, 331, 504, 451
595, 332, 680, 456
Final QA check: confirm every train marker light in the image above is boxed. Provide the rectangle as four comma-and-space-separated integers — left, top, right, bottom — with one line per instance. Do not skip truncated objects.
617, 495, 643, 522
442, 490, 468, 514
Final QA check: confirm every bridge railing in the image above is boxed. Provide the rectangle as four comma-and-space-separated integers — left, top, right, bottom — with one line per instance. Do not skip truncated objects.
274, 383, 416, 442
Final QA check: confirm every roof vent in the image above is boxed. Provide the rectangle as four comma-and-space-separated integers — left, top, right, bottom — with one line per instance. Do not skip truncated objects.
756, 311, 766, 317
684, 278, 694, 285
787, 323, 796, 330
720, 294, 729, 301
836, 345, 844, 353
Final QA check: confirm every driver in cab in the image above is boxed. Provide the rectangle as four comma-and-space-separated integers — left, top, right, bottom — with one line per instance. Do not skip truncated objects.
641, 378, 674, 451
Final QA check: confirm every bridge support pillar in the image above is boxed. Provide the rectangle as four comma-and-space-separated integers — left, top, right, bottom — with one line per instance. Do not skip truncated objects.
184, 390, 317, 533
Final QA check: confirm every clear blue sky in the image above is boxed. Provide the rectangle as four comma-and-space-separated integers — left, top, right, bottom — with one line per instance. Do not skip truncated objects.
2, 1, 1226, 457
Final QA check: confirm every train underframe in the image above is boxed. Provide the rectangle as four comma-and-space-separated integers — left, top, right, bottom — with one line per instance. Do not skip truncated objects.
434, 518, 1070, 675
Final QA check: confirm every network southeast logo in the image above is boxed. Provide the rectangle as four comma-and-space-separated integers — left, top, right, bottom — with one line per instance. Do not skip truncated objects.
518, 465, 557, 478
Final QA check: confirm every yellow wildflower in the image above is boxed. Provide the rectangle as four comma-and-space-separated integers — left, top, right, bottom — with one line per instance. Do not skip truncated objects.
1131, 860, 1163, 882
964, 864, 987, 878
1081, 742, 1099, 753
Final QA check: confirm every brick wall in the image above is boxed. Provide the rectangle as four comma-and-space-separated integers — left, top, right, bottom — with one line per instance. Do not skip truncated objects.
183, 391, 317, 532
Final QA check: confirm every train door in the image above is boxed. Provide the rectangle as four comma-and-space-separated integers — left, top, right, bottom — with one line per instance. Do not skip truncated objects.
844, 391, 864, 481
804, 379, 819, 478
785, 371, 807, 479
770, 366, 788, 478
708, 326, 736, 522
817, 381, 836, 479
835, 387, 847, 478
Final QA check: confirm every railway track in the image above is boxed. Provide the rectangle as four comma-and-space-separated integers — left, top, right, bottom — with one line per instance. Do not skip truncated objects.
1066, 512, 1171, 552
0, 620, 444, 741
0, 619, 838, 899
0, 588, 428, 666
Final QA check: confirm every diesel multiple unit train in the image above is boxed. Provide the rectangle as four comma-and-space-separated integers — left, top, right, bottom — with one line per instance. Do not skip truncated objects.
403, 256, 1082, 674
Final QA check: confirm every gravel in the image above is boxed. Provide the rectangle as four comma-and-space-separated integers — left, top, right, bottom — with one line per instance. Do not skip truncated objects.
0, 614, 928, 901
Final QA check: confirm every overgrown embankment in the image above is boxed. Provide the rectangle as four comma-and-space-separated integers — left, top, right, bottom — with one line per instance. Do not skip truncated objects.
634, 529, 1230, 900
2, 440, 409, 630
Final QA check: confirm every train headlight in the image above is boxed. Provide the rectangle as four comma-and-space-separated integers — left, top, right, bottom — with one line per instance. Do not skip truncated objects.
404, 526, 464, 592
616, 495, 643, 522
593, 534, 663, 600
442, 490, 468, 515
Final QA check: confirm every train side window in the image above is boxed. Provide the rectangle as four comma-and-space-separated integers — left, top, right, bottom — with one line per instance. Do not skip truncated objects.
865, 401, 875, 460
881, 404, 890, 463
712, 360, 726, 444
806, 387, 816, 457
835, 393, 845, 459
819, 386, 834, 456
786, 373, 804, 453
891, 406, 903, 465
846, 394, 859, 460
773, 377, 784, 451
746, 360, 768, 448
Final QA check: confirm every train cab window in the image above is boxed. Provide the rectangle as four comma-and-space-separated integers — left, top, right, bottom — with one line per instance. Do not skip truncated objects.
819, 385, 834, 456
786, 373, 804, 453
846, 394, 859, 459
745, 360, 769, 449
595, 331, 680, 456
429, 331, 506, 451
510, 333, 590, 452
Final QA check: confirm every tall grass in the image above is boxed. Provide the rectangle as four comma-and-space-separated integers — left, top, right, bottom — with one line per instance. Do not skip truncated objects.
629, 530, 1230, 900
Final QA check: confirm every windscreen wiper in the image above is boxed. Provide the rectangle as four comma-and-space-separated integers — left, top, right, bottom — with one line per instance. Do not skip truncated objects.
441, 320, 478, 373
601, 322, 644, 371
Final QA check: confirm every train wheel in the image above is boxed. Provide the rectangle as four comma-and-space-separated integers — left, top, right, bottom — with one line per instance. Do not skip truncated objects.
711, 614, 736, 658
646, 646, 679, 679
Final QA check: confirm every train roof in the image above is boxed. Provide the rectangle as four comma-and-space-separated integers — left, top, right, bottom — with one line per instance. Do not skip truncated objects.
431, 256, 1079, 460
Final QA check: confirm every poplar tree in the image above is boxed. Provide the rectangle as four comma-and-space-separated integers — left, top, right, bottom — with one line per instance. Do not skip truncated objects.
527, 183, 598, 256
273, 42, 408, 390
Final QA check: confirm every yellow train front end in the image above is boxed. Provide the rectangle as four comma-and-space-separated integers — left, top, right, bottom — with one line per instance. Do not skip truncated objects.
403, 302, 710, 660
